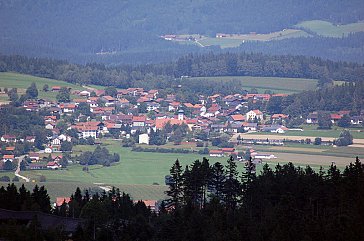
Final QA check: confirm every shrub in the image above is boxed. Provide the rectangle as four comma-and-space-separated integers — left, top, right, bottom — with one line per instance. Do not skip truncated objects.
196, 141, 204, 147
39, 175, 46, 182
0, 176, 11, 182
12, 176, 19, 182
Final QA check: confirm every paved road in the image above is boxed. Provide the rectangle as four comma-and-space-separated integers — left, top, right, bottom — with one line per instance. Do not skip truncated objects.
15, 155, 30, 182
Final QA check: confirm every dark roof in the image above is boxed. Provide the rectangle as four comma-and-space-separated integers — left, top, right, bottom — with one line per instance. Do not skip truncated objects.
0, 208, 85, 233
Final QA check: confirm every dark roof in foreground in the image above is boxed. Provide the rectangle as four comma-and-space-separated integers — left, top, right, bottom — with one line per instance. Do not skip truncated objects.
0, 208, 85, 233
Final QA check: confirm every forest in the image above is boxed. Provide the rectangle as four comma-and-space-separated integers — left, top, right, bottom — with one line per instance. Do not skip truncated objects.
236, 32, 364, 63
1, 0, 364, 63
1, 52, 363, 92
267, 81, 364, 117
0, 157, 363, 241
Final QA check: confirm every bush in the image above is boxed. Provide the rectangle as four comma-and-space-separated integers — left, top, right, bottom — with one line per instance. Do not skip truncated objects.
198, 147, 209, 155
314, 137, 322, 145
196, 141, 204, 147
335, 130, 353, 146
12, 176, 19, 182
0, 176, 11, 182
39, 175, 46, 182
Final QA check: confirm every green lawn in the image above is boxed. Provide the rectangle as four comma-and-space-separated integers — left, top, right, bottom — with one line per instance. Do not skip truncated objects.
1, 140, 237, 200
191, 76, 318, 93
198, 37, 246, 48
251, 127, 364, 139
296, 20, 364, 37
2, 139, 361, 201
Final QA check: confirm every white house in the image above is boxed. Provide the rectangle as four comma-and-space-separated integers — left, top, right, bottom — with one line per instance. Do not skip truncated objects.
245, 110, 263, 121
51, 138, 61, 146
139, 133, 150, 145
79, 90, 91, 97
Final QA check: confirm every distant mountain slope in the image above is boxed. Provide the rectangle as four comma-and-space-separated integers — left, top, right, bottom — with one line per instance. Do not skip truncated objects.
1, 0, 363, 64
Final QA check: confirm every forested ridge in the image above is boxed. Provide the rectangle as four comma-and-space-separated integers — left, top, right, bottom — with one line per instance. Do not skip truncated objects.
1, 53, 363, 91
0, 157, 363, 240
1, 0, 364, 63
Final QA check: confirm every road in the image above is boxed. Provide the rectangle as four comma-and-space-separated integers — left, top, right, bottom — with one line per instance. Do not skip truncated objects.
15, 155, 30, 182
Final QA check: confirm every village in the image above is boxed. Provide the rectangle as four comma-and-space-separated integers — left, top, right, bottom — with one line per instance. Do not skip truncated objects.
1, 84, 362, 173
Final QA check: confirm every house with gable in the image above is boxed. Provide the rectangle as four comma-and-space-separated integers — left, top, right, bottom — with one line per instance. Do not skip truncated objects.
245, 110, 263, 121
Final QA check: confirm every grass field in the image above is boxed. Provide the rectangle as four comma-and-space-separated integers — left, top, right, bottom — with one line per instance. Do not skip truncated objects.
178, 29, 310, 49
2, 138, 360, 202
190, 76, 318, 93
240, 126, 364, 139
296, 20, 364, 37
0, 72, 102, 101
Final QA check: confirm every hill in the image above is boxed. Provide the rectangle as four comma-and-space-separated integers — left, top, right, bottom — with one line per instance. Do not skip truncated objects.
1, 0, 364, 64
0, 72, 102, 103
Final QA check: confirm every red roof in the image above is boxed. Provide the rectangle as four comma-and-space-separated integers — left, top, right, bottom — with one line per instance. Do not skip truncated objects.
56, 197, 71, 207
209, 150, 223, 154
133, 116, 146, 122
230, 114, 245, 121
103, 96, 115, 101
5, 146, 15, 151
221, 148, 235, 152
3, 155, 14, 159
271, 114, 288, 119
330, 114, 342, 120
155, 119, 186, 129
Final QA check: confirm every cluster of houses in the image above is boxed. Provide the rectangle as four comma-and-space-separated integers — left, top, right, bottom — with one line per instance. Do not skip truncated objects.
2, 84, 363, 169
306, 110, 363, 125
21, 87, 296, 141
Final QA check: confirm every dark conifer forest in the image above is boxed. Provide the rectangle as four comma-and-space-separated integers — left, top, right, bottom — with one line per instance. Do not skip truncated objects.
1, 157, 363, 241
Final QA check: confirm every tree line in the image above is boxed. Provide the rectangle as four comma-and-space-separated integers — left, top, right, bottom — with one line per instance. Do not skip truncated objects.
1, 52, 363, 93
1, 157, 363, 240
271, 81, 364, 117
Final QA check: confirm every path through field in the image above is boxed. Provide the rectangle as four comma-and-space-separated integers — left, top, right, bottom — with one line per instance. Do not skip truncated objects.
15, 156, 30, 182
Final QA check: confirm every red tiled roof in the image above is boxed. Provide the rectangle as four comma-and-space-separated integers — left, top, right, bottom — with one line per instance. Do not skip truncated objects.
230, 114, 245, 121
155, 119, 186, 129
271, 114, 288, 119
330, 114, 342, 120
221, 148, 235, 152
133, 116, 146, 122
56, 197, 71, 207
3, 155, 15, 159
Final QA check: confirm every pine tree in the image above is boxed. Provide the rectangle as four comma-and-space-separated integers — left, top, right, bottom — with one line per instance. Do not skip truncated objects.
166, 159, 184, 209
223, 156, 242, 209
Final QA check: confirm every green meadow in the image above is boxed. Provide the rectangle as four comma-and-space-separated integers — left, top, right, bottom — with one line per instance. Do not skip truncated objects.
296, 20, 364, 37
0, 72, 102, 101
191, 76, 318, 93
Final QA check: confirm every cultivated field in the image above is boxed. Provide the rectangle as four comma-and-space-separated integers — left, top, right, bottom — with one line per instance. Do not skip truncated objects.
296, 20, 364, 37
190, 76, 318, 93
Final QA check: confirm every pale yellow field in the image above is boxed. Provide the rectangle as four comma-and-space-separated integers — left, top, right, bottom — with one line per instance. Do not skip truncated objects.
234, 133, 364, 145
264, 152, 354, 168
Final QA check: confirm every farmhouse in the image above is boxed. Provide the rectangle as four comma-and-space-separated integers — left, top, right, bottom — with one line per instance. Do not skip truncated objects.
2, 155, 15, 162
306, 112, 318, 124
29, 152, 40, 162
1, 135, 17, 143
209, 150, 224, 157
246, 110, 263, 121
